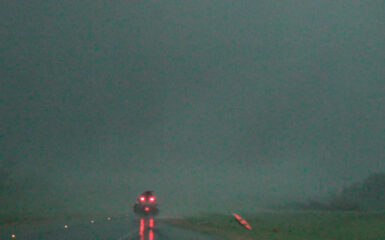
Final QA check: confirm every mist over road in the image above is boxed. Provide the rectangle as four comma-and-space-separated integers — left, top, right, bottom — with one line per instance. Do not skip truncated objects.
0, 215, 216, 240
1, 0, 384, 219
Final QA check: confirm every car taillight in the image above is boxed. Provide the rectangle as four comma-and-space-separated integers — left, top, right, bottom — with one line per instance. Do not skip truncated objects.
149, 196, 155, 202
140, 196, 145, 202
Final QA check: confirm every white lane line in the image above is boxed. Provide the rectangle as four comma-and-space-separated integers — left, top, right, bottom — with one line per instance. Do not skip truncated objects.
117, 230, 138, 240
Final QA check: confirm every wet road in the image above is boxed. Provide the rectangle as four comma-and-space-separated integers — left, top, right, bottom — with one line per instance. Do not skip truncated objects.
0, 215, 216, 240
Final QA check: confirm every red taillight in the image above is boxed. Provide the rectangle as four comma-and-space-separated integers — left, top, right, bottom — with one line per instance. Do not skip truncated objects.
144, 207, 150, 211
149, 196, 155, 202
140, 196, 145, 202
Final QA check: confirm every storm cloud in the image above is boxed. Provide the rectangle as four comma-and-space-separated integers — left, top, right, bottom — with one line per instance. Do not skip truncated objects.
1, 0, 384, 216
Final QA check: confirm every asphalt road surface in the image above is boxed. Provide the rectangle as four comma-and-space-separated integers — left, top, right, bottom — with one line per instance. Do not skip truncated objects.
0, 215, 217, 240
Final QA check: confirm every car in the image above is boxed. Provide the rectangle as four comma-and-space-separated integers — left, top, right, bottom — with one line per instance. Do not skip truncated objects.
134, 190, 159, 216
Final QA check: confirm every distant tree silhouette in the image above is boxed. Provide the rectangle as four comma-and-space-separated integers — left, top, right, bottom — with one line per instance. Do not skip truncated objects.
360, 172, 385, 210
329, 182, 362, 210
329, 172, 385, 210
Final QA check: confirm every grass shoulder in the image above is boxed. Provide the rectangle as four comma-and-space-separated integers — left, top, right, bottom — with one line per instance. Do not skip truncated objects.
166, 211, 385, 240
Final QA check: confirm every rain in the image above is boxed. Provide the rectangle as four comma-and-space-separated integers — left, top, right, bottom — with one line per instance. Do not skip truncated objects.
1, 0, 384, 219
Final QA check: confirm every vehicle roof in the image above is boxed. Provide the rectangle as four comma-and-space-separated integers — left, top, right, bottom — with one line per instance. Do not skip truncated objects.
142, 190, 154, 196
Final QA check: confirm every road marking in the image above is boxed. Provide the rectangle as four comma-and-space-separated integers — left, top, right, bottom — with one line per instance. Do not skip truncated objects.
117, 230, 138, 240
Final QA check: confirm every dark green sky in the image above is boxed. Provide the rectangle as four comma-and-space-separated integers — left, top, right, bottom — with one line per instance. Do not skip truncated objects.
1, 0, 384, 214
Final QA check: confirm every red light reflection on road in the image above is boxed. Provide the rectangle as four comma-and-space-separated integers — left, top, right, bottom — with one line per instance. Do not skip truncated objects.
139, 218, 145, 240
139, 217, 155, 240
149, 218, 154, 228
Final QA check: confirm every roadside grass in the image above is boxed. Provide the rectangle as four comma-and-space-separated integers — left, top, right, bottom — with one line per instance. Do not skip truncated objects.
0, 213, 92, 225
0, 211, 125, 225
166, 211, 385, 240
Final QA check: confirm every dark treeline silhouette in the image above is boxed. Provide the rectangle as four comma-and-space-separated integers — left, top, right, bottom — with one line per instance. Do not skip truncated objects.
284, 172, 385, 211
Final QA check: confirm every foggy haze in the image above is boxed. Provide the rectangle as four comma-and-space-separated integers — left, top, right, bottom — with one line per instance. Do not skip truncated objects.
1, 0, 384, 216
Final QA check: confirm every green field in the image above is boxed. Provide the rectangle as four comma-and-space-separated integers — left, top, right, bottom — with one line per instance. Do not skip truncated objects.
167, 211, 385, 240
